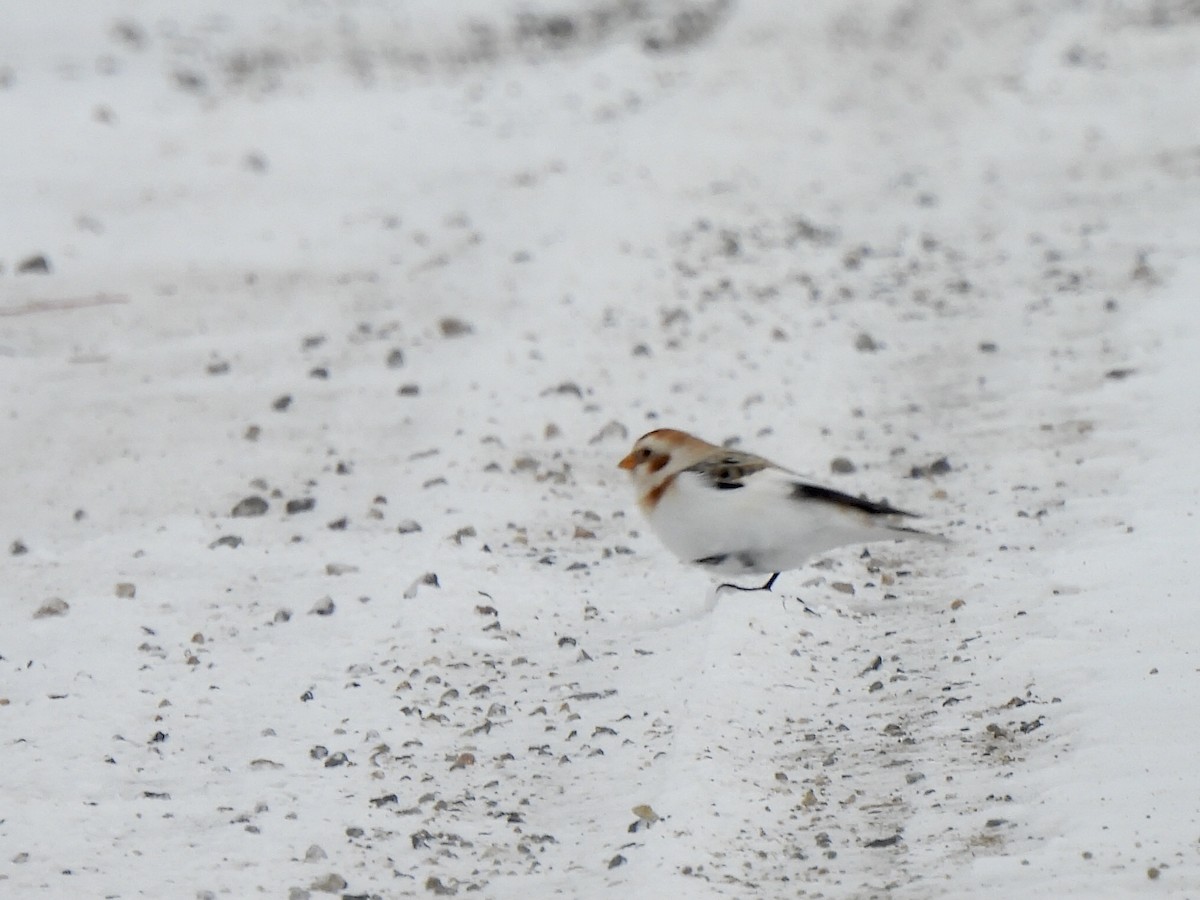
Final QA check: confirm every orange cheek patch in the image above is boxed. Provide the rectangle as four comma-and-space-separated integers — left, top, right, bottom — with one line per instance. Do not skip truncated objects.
640, 473, 678, 510
647, 453, 669, 473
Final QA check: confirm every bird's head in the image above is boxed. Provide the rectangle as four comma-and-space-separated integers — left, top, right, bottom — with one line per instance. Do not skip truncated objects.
617, 428, 715, 492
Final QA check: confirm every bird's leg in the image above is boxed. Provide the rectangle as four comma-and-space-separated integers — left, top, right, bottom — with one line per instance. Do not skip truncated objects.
716, 573, 820, 616
717, 572, 780, 593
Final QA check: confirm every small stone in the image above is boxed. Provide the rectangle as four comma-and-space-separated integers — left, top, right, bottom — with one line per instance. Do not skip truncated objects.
323, 752, 348, 768
831, 582, 855, 595
396, 519, 422, 534
398, 383, 420, 396
206, 360, 230, 375
1147, 867, 1160, 880
544, 423, 561, 439
310, 596, 335, 616
244, 425, 261, 441
864, 834, 901, 849
573, 525, 596, 540
450, 752, 475, 770
450, 525, 476, 544
324, 562, 358, 576
512, 456, 539, 472
978, 341, 998, 353
425, 877, 457, 895
950, 598, 965, 610
910, 457, 952, 479
542, 381, 583, 398
34, 598, 69, 618
403, 572, 440, 599
115, 582, 136, 599
307, 367, 328, 379
209, 535, 243, 549
607, 854, 626, 869
588, 420, 627, 445
17, 254, 51, 274
272, 394, 292, 411
830, 456, 856, 474
286, 497, 316, 514
288, 888, 311, 900
309, 873, 347, 893
439, 317, 473, 338
386, 348, 405, 368
231, 496, 269, 517
854, 332, 879, 352
10, 540, 28, 555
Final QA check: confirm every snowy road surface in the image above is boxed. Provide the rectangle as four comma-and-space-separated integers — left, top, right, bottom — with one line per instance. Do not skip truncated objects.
3, 2, 1199, 897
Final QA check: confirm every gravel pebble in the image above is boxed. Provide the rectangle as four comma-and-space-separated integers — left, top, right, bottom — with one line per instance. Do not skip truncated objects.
308, 872, 346, 893
404, 572, 440, 598
588, 420, 628, 444
17, 254, 51, 274
830, 456, 856, 474
33, 598, 69, 618
231, 496, 269, 517
309, 596, 335, 616
439, 317, 473, 337
854, 332, 879, 352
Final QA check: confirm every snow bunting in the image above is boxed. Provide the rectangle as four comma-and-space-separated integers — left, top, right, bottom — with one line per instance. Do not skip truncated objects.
618, 428, 944, 594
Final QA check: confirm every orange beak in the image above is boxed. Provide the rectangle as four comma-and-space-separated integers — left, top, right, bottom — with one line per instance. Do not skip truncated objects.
617, 452, 638, 470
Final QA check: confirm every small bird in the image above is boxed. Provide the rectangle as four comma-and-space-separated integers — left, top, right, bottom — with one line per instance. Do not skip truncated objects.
618, 428, 945, 597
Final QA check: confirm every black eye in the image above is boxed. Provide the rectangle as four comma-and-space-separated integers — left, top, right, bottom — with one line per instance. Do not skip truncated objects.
637, 447, 653, 459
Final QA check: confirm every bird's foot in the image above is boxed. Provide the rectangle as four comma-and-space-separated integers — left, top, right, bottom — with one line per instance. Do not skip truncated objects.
717, 572, 780, 593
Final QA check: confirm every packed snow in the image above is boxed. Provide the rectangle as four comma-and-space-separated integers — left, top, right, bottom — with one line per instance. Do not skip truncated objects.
3, 1, 1199, 897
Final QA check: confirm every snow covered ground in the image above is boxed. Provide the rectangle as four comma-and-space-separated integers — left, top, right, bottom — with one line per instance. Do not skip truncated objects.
3, 1, 1199, 897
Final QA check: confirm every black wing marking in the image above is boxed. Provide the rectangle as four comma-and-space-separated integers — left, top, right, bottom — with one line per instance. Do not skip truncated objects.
685, 452, 771, 490
791, 482, 918, 518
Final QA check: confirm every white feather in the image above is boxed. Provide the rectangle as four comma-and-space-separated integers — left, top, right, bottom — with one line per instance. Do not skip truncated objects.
647, 466, 933, 576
